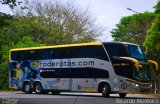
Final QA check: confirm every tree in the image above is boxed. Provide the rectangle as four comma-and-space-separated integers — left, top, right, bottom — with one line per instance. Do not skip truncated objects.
144, 0, 160, 51
111, 12, 155, 46
0, 0, 17, 8
13, 0, 103, 45
144, 2, 160, 89
0, 12, 13, 49
0, 0, 28, 9
0, 12, 13, 27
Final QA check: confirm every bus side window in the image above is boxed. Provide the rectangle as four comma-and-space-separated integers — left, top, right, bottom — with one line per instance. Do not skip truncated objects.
11, 51, 25, 61
54, 47, 79, 59
61, 48, 68, 59
74, 46, 109, 61
104, 44, 129, 59
73, 46, 86, 58
71, 47, 81, 58
41, 49, 52, 60
19, 51, 25, 60
52, 48, 62, 59
65, 48, 77, 58
92, 46, 109, 61
11, 51, 18, 60
25, 50, 40, 60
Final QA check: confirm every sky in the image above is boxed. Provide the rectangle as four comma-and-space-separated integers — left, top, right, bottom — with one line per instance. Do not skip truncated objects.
0, 0, 158, 41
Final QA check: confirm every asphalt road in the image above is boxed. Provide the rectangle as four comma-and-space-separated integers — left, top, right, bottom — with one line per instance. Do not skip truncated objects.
0, 92, 159, 104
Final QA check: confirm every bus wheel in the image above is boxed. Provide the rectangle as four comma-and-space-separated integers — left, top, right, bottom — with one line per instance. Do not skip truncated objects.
51, 91, 60, 95
34, 82, 43, 94
101, 84, 111, 97
23, 82, 32, 94
119, 93, 126, 98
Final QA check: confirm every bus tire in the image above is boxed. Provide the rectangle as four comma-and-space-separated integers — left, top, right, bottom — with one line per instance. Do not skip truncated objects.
119, 93, 126, 98
23, 82, 32, 94
34, 82, 43, 94
51, 91, 60, 95
101, 84, 111, 97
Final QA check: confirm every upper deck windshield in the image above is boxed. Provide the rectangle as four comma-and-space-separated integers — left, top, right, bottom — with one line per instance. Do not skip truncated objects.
128, 45, 147, 61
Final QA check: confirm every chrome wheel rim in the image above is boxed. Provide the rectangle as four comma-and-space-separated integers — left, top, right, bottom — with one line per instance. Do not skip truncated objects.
25, 85, 30, 92
36, 84, 41, 93
102, 87, 106, 94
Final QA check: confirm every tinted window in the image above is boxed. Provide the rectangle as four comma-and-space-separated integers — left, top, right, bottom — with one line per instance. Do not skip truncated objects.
71, 46, 109, 61
128, 45, 147, 61
40, 68, 109, 78
25, 50, 41, 60
40, 45, 109, 60
11, 45, 109, 61
41, 49, 52, 59
103, 43, 129, 58
114, 63, 134, 79
11, 51, 25, 60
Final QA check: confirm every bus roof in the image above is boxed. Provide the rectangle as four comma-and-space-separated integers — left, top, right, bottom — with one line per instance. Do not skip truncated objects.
103, 42, 139, 46
10, 42, 102, 51
10, 41, 139, 51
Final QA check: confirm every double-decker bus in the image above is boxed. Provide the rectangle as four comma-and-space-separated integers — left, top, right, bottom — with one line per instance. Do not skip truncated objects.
9, 42, 158, 97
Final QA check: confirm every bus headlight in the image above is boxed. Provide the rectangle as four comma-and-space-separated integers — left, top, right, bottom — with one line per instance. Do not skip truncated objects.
135, 84, 139, 87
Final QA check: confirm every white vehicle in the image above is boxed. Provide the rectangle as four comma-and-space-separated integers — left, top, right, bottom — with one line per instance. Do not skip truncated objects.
9, 42, 158, 97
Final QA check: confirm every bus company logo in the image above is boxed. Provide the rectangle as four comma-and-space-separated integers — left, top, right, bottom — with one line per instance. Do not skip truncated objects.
32, 61, 39, 68
40, 69, 55, 73
39, 60, 94, 68
121, 83, 127, 90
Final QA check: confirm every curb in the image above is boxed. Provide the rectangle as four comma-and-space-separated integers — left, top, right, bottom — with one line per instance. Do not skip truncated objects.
151, 94, 160, 99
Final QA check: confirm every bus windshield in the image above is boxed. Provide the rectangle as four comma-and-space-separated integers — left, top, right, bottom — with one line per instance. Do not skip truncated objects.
133, 66, 151, 82
128, 45, 147, 61
128, 45, 150, 82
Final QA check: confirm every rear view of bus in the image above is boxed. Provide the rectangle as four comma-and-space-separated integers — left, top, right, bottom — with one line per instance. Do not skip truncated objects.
103, 42, 158, 97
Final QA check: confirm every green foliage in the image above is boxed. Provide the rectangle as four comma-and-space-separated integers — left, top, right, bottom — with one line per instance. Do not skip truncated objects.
13, 0, 103, 45
3, 16, 98, 46
0, 61, 8, 89
144, 15, 160, 50
144, 1, 160, 51
144, 2, 160, 87
111, 12, 155, 46
14, 36, 45, 48
143, 4, 160, 88
0, 12, 13, 27
154, 0, 160, 14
